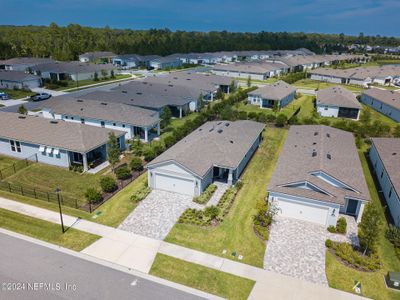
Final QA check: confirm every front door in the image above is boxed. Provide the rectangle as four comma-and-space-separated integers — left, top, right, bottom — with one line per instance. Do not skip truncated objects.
346, 199, 358, 215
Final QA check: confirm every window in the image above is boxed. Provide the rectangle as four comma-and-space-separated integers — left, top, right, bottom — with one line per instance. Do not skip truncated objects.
381, 171, 384, 178
65, 116, 68, 119
10, 140, 21, 153
389, 188, 392, 198
113, 123, 116, 126
122, 124, 125, 128
71, 117, 74, 120
81, 118, 85, 124
101, 121, 105, 128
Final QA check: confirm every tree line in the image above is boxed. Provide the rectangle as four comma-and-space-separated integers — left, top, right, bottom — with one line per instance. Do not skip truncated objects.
1, 23, 399, 61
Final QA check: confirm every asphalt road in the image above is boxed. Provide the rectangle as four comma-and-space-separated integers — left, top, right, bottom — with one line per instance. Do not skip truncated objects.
0, 233, 205, 300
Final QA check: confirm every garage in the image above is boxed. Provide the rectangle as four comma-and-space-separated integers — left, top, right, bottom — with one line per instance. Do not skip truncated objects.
274, 198, 329, 226
154, 172, 195, 196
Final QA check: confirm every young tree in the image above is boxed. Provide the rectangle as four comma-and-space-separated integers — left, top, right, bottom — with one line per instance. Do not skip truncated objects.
110, 70, 115, 79
247, 75, 251, 88
197, 93, 204, 110
358, 203, 382, 255
229, 80, 236, 93
160, 106, 172, 128
94, 71, 99, 81
272, 101, 280, 114
107, 132, 120, 171
215, 88, 224, 100
18, 104, 27, 115
359, 107, 371, 124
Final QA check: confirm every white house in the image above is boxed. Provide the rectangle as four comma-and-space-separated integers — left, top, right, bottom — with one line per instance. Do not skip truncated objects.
247, 80, 296, 109
78, 51, 116, 63
147, 120, 265, 196
316, 86, 361, 120
40, 96, 160, 142
267, 125, 370, 227
0, 112, 125, 172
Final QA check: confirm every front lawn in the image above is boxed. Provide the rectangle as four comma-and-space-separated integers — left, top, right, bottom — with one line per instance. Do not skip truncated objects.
325, 148, 400, 300
0, 88, 34, 99
150, 254, 255, 300
4, 163, 102, 205
0, 208, 100, 251
294, 79, 364, 93
165, 128, 287, 267
0, 155, 20, 170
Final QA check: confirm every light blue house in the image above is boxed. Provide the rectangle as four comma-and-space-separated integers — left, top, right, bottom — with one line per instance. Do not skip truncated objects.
360, 88, 400, 122
247, 80, 296, 109
0, 112, 125, 172
149, 56, 182, 70
369, 138, 400, 226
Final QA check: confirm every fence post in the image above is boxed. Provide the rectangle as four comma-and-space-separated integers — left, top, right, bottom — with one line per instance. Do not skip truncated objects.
75, 198, 78, 209
89, 202, 92, 213
47, 192, 50, 202
20, 186, 24, 196
0, 169, 2, 180
13, 163, 16, 174
8, 183, 11, 193
33, 188, 37, 199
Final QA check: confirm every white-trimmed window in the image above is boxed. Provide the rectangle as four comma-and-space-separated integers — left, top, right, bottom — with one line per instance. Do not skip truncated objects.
10, 140, 21, 153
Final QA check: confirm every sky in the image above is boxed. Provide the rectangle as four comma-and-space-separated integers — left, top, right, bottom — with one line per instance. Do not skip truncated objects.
1, 0, 399, 36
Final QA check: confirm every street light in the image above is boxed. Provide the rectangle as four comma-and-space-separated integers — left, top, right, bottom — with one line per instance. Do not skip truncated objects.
55, 188, 65, 233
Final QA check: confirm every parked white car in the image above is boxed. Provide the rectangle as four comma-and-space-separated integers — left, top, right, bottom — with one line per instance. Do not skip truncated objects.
30, 93, 51, 101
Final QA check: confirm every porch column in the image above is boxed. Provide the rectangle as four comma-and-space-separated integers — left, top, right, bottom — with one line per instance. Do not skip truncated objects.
179, 106, 183, 118
144, 127, 149, 142
210, 93, 214, 101
227, 86, 230, 94
227, 169, 233, 185
356, 202, 365, 223
156, 122, 160, 136
82, 153, 88, 172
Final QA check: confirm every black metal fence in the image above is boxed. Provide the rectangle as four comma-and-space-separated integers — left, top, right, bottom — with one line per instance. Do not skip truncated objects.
0, 154, 38, 180
0, 180, 81, 209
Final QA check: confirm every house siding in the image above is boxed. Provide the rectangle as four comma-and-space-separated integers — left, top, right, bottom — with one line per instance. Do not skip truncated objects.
234, 133, 262, 181
317, 104, 339, 118
360, 94, 400, 122
247, 91, 295, 109
369, 143, 400, 226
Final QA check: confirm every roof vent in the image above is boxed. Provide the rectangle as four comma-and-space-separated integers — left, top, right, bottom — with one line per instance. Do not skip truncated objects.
312, 150, 317, 157
122, 90, 127, 93
101, 102, 108, 106
173, 77, 178, 79
77, 99, 83, 102
143, 82, 148, 84
225, 122, 230, 127
314, 132, 318, 136
18, 116, 26, 119
327, 153, 332, 160
217, 122, 222, 125
217, 129, 223, 134
186, 78, 191, 80
50, 120, 58, 124
209, 127, 214, 132
326, 133, 330, 138
312, 142, 317, 145
230, 140, 234, 144
136, 92, 142, 95
393, 152, 397, 156
168, 84, 173, 87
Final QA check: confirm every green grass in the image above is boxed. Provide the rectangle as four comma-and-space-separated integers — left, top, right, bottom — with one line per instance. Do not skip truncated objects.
4, 163, 102, 205
294, 79, 364, 93
0, 208, 100, 251
0, 88, 34, 99
150, 254, 255, 300
236, 77, 279, 84
0, 155, 20, 170
165, 128, 287, 267
158, 112, 200, 144
325, 148, 400, 300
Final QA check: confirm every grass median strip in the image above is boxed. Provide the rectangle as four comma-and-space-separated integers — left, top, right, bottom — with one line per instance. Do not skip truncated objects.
0, 208, 100, 251
150, 253, 255, 300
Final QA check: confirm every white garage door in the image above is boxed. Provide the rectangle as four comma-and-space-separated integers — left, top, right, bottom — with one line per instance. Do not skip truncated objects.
154, 173, 195, 196
275, 198, 329, 226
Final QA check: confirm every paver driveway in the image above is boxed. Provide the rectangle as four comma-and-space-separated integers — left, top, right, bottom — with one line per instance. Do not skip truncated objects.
264, 215, 359, 286
118, 190, 201, 240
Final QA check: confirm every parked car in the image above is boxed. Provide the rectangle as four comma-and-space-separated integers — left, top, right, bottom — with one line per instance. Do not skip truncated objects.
0, 92, 9, 100
30, 93, 51, 101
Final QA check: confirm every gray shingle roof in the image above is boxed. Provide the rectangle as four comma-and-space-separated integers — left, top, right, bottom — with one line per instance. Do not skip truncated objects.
148, 120, 265, 177
309, 65, 400, 81
40, 95, 159, 128
0, 112, 124, 153
363, 88, 400, 111
0, 57, 54, 66
212, 61, 287, 75
79, 52, 116, 59
317, 86, 361, 109
0, 70, 40, 82
268, 125, 370, 205
31, 61, 115, 74
248, 80, 296, 101
371, 138, 400, 195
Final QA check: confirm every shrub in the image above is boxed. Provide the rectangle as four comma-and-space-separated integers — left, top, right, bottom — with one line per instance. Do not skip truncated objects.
115, 166, 131, 180
143, 148, 156, 161
254, 223, 269, 240
85, 188, 102, 204
204, 205, 220, 220
265, 114, 276, 123
99, 176, 118, 193
336, 217, 347, 234
130, 185, 151, 203
331, 242, 381, 271
275, 114, 287, 127
69, 164, 83, 173
238, 111, 248, 120
327, 225, 337, 233
235, 180, 244, 190
248, 112, 258, 120
325, 239, 333, 248
163, 135, 176, 148
193, 184, 217, 204
386, 224, 400, 248
129, 157, 143, 172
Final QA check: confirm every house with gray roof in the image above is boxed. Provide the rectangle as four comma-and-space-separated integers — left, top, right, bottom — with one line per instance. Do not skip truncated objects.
0, 112, 125, 172
0, 57, 54, 72
147, 120, 265, 196
247, 80, 296, 109
360, 88, 400, 122
0, 70, 42, 90
149, 56, 182, 70
369, 138, 400, 226
39, 96, 160, 142
78, 51, 116, 63
267, 125, 370, 227
316, 86, 361, 120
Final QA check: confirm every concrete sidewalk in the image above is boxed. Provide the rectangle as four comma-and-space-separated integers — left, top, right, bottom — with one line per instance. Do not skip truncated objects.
0, 197, 367, 300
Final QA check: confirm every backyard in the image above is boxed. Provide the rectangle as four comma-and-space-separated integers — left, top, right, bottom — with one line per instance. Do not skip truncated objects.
0, 155, 20, 170
325, 146, 400, 300
165, 127, 287, 267
150, 254, 255, 300
293, 79, 364, 93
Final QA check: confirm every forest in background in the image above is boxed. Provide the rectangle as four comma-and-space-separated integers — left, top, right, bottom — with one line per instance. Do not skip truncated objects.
0, 23, 399, 60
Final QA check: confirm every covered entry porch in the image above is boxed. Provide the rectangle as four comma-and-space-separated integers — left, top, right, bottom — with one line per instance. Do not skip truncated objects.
212, 166, 235, 185
68, 144, 107, 172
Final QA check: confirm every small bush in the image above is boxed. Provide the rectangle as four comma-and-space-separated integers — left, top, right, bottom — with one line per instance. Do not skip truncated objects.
336, 217, 347, 234
332, 242, 381, 271
265, 114, 276, 123
130, 185, 151, 203
275, 114, 287, 127
325, 239, 333, 248
85, 188, 102, 204
204, 205, 220, 220
327, 225, 337, 233
129, 156, 143, 172
143, 148, 156, 161
235, 180, 244, 190
254, 223, 269, 240
386, 224, 400, 248
193, 184, 217, 204
115, 166, 131, 180
99, 176, 117, 193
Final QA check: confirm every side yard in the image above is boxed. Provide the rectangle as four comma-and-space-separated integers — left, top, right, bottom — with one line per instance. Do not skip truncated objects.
150, 254, 255, 300
165, 128, 287, 267
325, 147, 400, 300
293, 79, 364, 93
